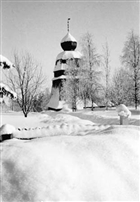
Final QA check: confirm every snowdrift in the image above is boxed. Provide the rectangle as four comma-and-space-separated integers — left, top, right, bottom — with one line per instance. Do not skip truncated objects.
0, 114, 139, 201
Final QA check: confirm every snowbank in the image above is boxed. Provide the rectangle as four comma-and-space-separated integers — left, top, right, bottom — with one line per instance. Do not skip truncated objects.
0, 111, 139, 201
0, 114, 101, 139
0, 121, 139, 201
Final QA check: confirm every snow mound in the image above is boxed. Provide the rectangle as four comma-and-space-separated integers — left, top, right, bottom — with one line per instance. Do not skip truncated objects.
39, 114, 94, 126
1, 114, 95, 141
0, 124, 16, 135
0, 124, 16, 142
13, 122, 108, 140
0, 125, 139, 201
116, 104, 131, 118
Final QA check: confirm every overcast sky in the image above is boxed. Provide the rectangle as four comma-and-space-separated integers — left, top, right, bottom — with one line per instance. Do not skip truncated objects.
0, 0, 139, 89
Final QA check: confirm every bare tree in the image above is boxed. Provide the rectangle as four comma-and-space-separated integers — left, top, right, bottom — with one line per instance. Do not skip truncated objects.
79, 76, 90, 108
32, 88, 50, 112
121, 30, 140, 109
80, 32, 102, 110
102, 41, 111, 110
110, 67, 132, 105
6, 52, 46, 117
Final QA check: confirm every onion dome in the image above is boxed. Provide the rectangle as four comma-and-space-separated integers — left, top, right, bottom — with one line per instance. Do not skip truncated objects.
60, 18, 78, 51
61, 32, 77, 51
53, 18, 82, 72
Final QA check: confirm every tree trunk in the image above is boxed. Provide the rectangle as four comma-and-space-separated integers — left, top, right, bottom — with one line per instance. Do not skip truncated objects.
91, 100, 94, 111
119, 116, 123, 125
23, 111, 28, 117
11, 100, 14, 111
84, 96, 86, 108
72, 99, 77, 112
134, 81, 137, 110
106, 99, 108, 110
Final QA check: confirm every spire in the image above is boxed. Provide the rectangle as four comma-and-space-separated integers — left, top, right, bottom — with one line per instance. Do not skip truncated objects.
67, 18, 70, 32
60, 18, 77, 51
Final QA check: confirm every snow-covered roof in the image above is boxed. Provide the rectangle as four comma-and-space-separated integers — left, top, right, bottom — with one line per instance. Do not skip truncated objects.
56, 51, 82, 61
54, 51, 82, 71
0, 83, 11, 92
0, 55, 15, 69
61, 32, 77, 43
52, 75, 66, 81
0, 83, 17, 99
54, 63, 68, 71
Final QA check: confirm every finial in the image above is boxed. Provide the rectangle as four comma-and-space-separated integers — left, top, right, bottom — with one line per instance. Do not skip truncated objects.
67, 18, 70, 32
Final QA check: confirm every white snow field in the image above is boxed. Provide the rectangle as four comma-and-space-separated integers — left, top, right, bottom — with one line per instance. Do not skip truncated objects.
0, 109, 139, 201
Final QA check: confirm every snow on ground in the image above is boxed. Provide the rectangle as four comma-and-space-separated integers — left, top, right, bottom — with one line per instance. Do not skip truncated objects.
1, 107, 140, 128
0, 108, 140, 201
1, 111, 49, 128
66, 108, 140, 126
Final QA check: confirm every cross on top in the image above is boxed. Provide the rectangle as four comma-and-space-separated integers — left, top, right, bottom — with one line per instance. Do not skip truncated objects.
67, 18, 70, 32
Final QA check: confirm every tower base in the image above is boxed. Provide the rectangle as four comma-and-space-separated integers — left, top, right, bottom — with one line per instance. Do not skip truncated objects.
47, 87, 63, 111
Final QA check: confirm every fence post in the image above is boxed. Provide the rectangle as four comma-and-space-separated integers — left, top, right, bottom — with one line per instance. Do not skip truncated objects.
119, 115, 123, 125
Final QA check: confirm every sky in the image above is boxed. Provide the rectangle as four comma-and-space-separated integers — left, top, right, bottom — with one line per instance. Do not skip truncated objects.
0, 0, 139, 89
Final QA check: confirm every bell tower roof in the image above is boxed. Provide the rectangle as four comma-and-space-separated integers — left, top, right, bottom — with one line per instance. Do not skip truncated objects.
60, 18, 77, 51
61, 32, 77, 43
